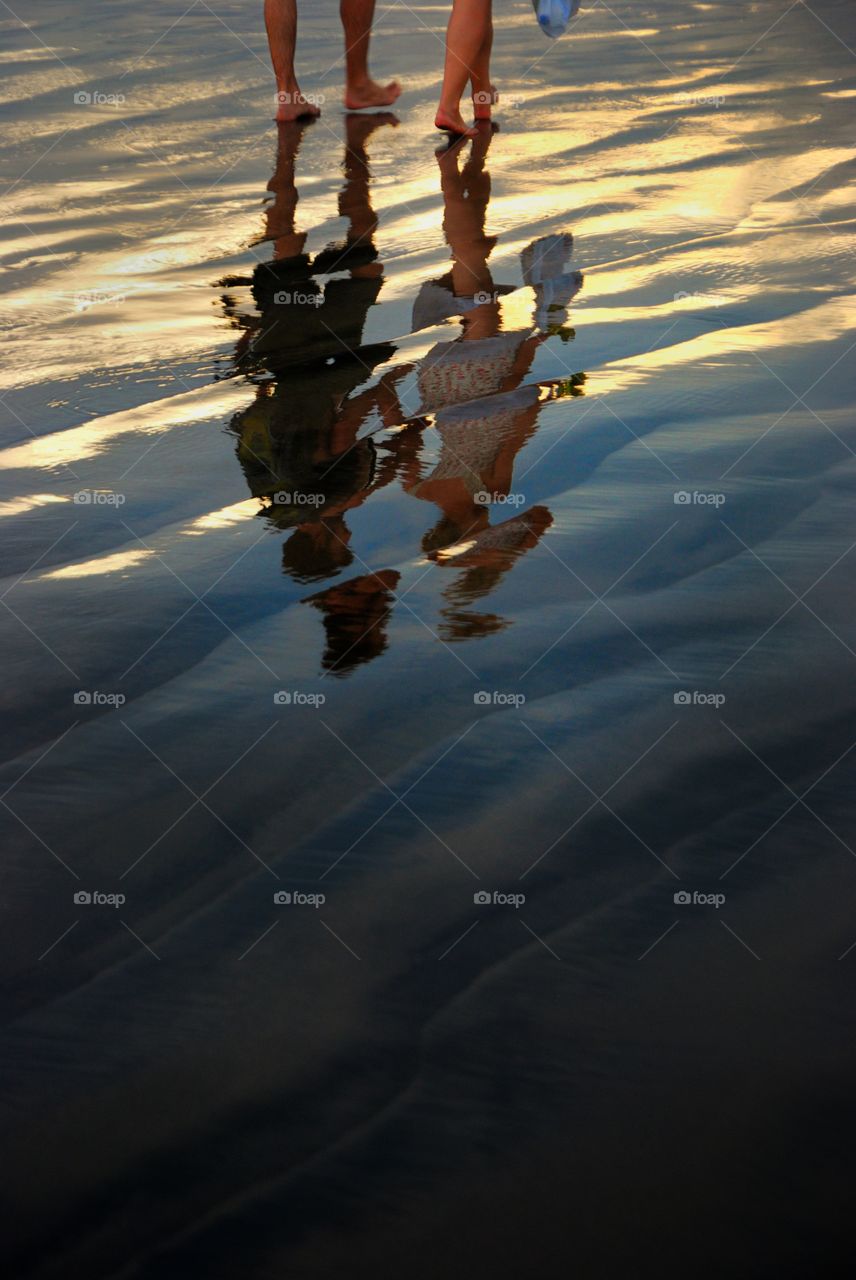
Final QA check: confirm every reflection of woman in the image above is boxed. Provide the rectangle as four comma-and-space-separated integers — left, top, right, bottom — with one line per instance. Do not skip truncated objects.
226, 118, 583, 671
408, 133, 580, 548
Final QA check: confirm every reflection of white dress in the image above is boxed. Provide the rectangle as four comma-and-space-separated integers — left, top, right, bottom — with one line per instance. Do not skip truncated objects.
417, 332, 524, 412
416, 384, 539, 499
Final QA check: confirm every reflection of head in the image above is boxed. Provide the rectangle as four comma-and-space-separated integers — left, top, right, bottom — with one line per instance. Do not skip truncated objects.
436, 505, 553, 611
282, 516, 354, 584
421, 510, 489, 555
438, 609, 508, 642
303, 569, 400, 676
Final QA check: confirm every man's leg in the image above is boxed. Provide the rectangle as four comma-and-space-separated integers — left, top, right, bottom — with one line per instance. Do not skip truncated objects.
265, 0, 321, 120
341, 0, 401, 110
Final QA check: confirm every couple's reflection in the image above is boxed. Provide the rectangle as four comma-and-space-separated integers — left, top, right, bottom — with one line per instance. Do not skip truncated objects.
227, 117, 584, 674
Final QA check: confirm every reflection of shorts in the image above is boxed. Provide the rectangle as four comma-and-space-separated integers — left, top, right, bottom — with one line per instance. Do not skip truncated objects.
417, 332, 525, 412
251, 264, 383, 369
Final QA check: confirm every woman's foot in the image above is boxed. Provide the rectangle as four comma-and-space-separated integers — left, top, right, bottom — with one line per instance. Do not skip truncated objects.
275, 85, 321, 122
344, 77, 402, 110
434, 106, 478, 138
472, 83, 498, 121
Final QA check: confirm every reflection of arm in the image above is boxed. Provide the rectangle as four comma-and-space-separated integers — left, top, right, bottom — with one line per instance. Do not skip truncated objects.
338, 362, 418, 430
368, 363, 428, 490
323, 364, 428, 508
499, 332, 549, 392
375, 363, 418, 428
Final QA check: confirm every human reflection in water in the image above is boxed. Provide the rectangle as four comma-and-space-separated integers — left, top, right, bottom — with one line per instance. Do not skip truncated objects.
225, 114, 416, 675
408, 130, 583, 640
226, 121, 584, 674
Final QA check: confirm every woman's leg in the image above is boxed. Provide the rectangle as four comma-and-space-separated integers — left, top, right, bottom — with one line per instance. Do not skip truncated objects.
435, 0, 492, 135
470, 20, 496, 121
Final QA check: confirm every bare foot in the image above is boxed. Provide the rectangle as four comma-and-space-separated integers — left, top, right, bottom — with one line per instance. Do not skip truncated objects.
344, 78, 401, 110
472, 83, 498, 121
274, 87, 322, 122
434, 107, 478, 138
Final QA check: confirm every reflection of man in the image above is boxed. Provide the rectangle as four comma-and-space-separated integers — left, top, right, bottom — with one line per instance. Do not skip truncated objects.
227, 115, 422, 584
304, 570, 401, 675
240, 113, 392, 372
264, 0, 400, 120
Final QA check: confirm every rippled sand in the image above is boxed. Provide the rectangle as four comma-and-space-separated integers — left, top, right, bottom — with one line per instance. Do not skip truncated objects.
2, 1, 856, 1276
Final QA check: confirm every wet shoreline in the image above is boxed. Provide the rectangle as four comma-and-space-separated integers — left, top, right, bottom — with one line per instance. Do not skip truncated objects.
3, 1, 856, 1275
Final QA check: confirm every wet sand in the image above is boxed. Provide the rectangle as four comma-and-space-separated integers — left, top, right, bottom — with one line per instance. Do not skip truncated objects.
2, 1, 856, 1276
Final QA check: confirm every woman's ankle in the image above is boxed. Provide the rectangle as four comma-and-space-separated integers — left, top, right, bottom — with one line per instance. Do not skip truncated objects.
437, 95, 463, 117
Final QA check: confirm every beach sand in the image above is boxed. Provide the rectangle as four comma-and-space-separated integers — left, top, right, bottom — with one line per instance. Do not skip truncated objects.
2, 1, 856, 1275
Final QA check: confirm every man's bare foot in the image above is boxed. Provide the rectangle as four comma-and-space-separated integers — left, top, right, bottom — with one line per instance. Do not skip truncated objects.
344, 78, 401, 110
434, 107, 478, 138
274, 87, 322, 122
472, 84, 498, 121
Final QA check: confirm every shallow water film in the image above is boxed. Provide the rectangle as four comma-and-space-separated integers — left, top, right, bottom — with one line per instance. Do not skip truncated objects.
2, 1, 856, 1276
